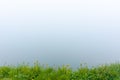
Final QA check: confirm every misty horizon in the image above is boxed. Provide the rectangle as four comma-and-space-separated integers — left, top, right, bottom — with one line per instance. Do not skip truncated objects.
0, 0, 120, 68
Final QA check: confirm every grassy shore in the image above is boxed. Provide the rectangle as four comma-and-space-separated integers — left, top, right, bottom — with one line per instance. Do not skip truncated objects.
0, 62, 120, 80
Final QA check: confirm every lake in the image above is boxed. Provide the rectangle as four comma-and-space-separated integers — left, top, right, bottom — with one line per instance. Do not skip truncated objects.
0, 0, 120, 68
0, 27, 120, 68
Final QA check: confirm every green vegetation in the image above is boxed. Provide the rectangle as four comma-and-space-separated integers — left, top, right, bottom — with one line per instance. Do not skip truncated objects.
0, 62, 120, 80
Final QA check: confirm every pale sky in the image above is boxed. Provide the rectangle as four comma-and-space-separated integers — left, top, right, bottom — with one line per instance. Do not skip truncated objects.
0, 0, 120, 30
0, 0, 120, 66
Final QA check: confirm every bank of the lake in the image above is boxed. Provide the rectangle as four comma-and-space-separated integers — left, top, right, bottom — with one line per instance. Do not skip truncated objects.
0, 62, 120, 80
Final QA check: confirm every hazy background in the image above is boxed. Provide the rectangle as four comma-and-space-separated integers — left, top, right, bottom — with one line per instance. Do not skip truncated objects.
0, 0, 120, 67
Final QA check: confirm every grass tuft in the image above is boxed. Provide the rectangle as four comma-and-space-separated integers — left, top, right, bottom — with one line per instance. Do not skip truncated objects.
0, 62, 120, 80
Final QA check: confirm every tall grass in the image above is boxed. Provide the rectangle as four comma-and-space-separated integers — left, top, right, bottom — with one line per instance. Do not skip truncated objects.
0, 62, 120, 80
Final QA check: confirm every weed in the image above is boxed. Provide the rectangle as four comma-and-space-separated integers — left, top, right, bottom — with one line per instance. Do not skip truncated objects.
0, 62, 120, 80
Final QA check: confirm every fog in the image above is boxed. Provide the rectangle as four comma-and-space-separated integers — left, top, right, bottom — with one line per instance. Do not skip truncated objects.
0, 0, 120, 68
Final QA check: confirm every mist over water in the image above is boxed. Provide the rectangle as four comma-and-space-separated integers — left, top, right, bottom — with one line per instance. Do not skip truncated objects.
0, 26, 120, 68
0, 0, 120, 68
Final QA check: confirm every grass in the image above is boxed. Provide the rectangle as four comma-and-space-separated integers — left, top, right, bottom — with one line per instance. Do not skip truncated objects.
0, 62, 120, 80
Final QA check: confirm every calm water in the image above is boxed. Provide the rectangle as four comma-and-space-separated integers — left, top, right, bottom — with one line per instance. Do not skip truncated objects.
0, 0, 120, 68
0, 27, 120, 68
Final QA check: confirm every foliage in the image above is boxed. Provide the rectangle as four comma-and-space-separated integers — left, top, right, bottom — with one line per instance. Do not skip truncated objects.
0, 62, 120, 80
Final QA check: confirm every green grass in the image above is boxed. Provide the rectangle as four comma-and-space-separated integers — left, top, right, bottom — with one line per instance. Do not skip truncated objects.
0, 62, 120, 80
